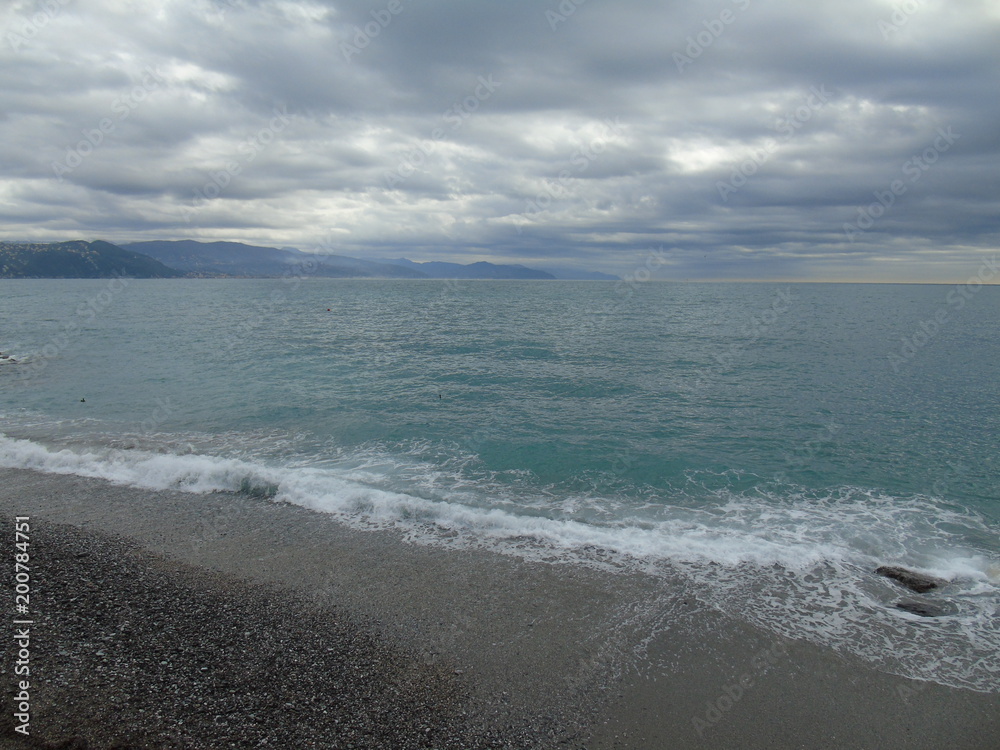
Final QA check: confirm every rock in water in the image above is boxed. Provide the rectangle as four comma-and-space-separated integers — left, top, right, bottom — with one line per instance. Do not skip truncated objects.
875, 566, 945, 593
895, 599, 953, 618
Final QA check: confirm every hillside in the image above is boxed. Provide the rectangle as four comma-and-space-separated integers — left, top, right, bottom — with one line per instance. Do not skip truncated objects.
0, 238, 616, 281
123, 240, 425, 279
0, 241, 184, 279
123, 240, 571, 280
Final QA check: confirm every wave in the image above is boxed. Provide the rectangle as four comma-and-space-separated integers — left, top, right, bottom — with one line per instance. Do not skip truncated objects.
1, 431, 998, 692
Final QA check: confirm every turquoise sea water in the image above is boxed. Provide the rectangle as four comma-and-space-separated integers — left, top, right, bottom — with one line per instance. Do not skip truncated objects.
1, 279, 998, 690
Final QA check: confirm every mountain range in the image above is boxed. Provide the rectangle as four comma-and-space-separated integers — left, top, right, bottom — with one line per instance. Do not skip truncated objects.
0, 239, 619, 280
0, 240, 183, 279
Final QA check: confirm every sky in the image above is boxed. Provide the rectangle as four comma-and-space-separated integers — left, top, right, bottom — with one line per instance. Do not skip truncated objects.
1, 0, 998, 281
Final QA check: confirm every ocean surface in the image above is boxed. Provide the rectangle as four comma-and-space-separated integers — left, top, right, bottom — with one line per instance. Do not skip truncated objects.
1, 278, 997, 691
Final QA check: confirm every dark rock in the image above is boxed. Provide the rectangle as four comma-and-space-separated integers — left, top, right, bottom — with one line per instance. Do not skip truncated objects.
894, 599, 954, 618
876, 566, 945, 593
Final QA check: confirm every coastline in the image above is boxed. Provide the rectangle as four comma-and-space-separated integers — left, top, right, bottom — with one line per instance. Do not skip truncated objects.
1, 467, 998, 749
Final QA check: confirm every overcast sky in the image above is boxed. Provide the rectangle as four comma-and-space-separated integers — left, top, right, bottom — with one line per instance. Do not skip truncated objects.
2, 0, 998, 280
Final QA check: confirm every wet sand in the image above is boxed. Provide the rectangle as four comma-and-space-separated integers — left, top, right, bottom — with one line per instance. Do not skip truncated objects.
1, 467, 998, 749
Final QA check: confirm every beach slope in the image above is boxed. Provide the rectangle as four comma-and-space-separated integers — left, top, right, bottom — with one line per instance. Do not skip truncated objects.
1, 467, 997, 749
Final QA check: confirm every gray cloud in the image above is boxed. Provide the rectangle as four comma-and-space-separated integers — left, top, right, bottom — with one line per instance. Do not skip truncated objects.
0, 0, 997, 280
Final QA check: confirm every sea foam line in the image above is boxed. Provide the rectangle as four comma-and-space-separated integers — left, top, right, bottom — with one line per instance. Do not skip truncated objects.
0, 433, 877, 570
1, 433, 996, 577
2, 433, 998, 692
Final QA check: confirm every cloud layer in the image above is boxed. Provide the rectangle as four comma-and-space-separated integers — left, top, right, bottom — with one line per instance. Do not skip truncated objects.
2, 0, 998, 280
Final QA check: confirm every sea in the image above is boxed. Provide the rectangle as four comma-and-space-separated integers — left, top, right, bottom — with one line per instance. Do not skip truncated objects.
1, 278, 997, 691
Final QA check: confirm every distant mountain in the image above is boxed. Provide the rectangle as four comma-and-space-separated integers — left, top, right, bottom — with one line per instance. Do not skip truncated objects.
536, 266, 620, 281
385, 258, 555, 280
297, 249, 427, 279
123, 240, 424, 279
3, 238, 609, 281
123, 240, 562, 280
124, 240, 293, 276
0, 240, 183, 279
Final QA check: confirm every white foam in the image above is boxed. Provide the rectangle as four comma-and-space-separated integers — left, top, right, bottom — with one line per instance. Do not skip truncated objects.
0, 434, 282, 495
1, 432, 998, 692
1, 433, 994, 574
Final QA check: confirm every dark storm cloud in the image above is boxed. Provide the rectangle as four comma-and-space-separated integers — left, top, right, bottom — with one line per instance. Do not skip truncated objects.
0, 0, 997, 280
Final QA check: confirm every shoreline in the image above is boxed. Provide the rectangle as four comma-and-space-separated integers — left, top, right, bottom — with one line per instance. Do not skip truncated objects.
1, 467, 998, 749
